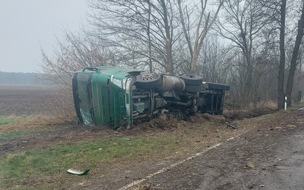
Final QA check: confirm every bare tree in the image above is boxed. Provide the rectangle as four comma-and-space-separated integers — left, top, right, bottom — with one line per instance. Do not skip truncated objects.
261, 0, 304, 107
89, 0, 180, 74
40, 31, 120, 116
216, 0, 268, 104
198, 36, 231, 83
259, 0, 287, 109
278, 0, 287, 109
285, 0, 304, 106
177, 0, 224, 74
41, 31, 115, 86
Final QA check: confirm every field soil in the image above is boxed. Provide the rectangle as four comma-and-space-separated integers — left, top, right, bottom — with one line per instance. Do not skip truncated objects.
1, 85, 304, 190
0, 85, 59, 115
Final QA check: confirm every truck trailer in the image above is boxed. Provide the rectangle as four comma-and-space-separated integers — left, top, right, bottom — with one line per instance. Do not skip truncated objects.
72, 66, 229, 129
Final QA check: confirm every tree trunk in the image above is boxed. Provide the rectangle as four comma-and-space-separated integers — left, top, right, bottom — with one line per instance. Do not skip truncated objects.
190, 49, 200, 74
285, 1, 304, 106
147, 1, 153, 73
277, 0, 286, 109
160, 0, 174, 74
166, 44, 173, 74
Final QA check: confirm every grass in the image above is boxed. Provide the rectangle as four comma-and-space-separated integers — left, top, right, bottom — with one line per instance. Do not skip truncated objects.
0, 135, 179, 190
0, 115, 54, 141
0, 116, 27, 126
0, 128, 54, 141
289, 101, 304, 110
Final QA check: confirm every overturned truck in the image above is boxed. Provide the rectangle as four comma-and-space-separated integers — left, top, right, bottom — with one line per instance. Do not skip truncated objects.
72, 66, 229, 129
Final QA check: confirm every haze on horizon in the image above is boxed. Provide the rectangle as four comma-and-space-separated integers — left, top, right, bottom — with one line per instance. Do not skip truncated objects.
0, 0, 89, 73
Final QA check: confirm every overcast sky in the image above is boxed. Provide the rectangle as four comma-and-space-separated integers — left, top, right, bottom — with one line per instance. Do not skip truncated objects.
0, 0, 89, 73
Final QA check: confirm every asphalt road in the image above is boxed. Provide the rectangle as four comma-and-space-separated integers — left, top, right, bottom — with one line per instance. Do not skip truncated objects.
258, 129, 304, 190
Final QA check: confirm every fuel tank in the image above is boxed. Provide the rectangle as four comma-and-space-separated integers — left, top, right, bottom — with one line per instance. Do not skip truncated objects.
161, 75, 186, 92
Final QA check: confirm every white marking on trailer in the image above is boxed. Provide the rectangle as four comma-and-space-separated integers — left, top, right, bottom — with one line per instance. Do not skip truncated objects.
125, 78, 132, 92
111, 75, 123, 88
122, 79, 126, 89
111, 75, 114, 83
125, 78, 132, 122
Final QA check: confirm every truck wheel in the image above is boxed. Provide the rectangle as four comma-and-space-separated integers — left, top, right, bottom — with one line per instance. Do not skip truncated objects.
181, 74, 203, 86
135, 73, 161, 89
185, 85, 203, 92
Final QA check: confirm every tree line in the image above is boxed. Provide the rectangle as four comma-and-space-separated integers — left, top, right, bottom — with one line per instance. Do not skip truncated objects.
0, 72, 52, 85
42, 0, 304, 109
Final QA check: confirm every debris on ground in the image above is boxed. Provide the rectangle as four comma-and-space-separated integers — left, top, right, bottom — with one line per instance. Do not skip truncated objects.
245, 162, 255, 169
67, 168, 90, 176
226, 122, 237, 129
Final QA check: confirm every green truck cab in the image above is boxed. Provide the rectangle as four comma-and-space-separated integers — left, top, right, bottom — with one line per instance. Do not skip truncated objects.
72, 66, 229, 129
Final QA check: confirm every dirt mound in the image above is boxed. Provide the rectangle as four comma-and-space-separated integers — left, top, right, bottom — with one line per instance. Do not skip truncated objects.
132, 107, 276, 131
224, 107, 277, 120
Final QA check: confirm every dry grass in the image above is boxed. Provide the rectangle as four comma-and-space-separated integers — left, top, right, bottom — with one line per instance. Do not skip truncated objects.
0, 114, 74, 134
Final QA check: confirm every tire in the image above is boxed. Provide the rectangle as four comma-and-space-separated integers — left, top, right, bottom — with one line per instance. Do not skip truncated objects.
181, 74, 203, 86
185, 85, 203, 92
135, 73, 161, 89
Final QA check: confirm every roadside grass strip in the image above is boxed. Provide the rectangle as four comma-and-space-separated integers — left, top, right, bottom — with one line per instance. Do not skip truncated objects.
0, 115, 27, 126
0, 128, 52, 141
0, 136, 178, 190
